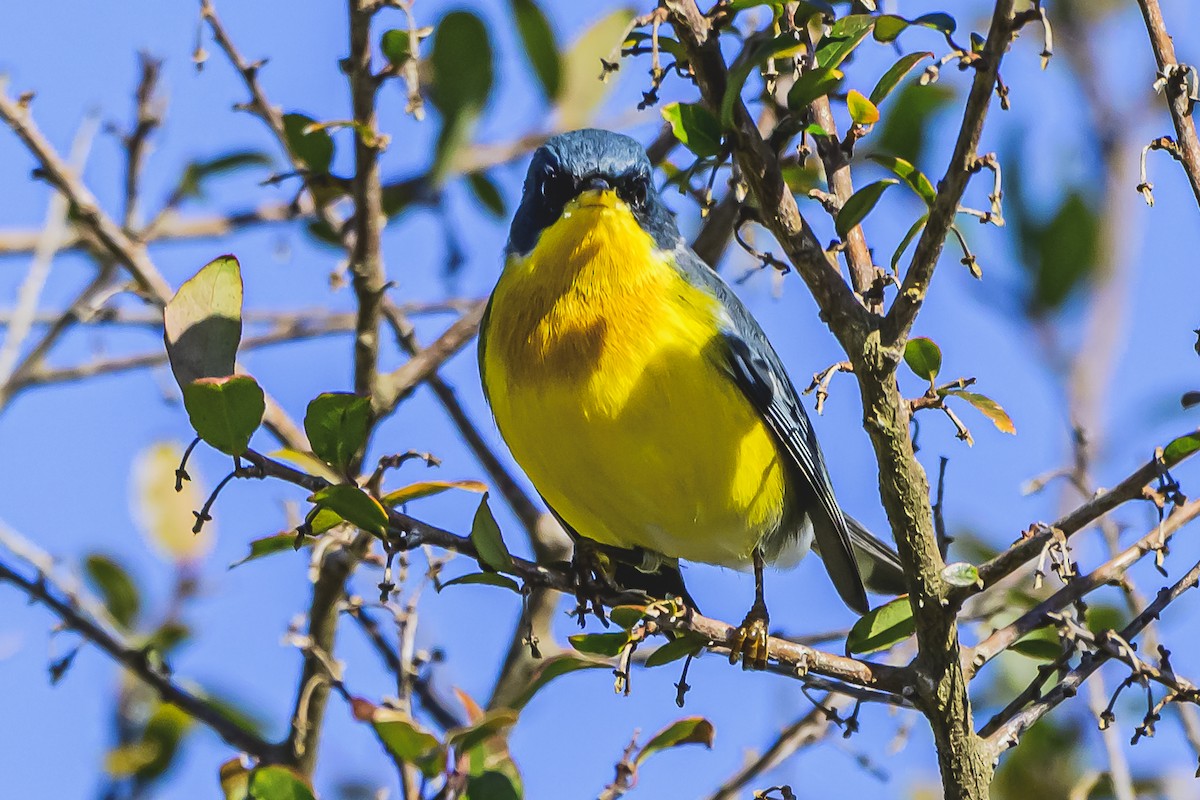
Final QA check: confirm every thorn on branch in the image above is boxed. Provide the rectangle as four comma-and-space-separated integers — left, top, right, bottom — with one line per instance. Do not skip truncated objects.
175, 436, 201, 491
1138, 136, 1183, 207
803, 361, 853, 416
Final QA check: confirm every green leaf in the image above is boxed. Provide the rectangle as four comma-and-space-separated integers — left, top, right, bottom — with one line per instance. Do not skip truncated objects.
804, 122, 831, 138
942, 389, 1016, 435
903, 337, 942, 381
868, 154, 936, 205
835, 179, 898, 238
1010, 630, 1063, 661
1164, 433, 1200, 466
182, 375, 265, 457
381, 28, 423, 66
430, 11, 494, 116
247, 765, 317, 800
229, 533, 310, 569
105, 702, 192, 780
608, 605, 647, 630
368, 706, 446, 778
176, 151, 272, 200
163, 255, 243, 388
509, 0, 562, 101
470, 493, 513, 571
846, 89, 879, 125
506, 654, 610, 710
309, 484, 388, 536
447, 709, 519, 754
891, 213, 928, 272
870, 51, 933, 105
941, 562, 980, 588
282, 113, 334, 174
1085, 604, 1127, 637
304, 392, 372, 473
568, 631, 631, 657
429, 11, 495, 180
873, 81, 955, 167
440, 572, 521, 592
1010, 186, 1100, 314
846, 596, 915, 654
84, 554, 140, 630
308, 507, 346, 535
660, 102, 723, 158
556, 8, 635, 129
635, 717, 715, 766
467, 172, 507, 218
381, 480, 488, 507
785, 67, 843, 111
721, 32, 805, 128
815, 15, 874, 69
872, 14, 910, 43
644, 634, 706, 668
913, 12, 957, 37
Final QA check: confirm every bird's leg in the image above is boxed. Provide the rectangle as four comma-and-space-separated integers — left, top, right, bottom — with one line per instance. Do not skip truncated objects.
569, 538, 614, 627
728, 548, 770, 670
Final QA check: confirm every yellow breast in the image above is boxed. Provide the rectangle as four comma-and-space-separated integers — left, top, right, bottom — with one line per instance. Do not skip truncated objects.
480, 193, 786, 567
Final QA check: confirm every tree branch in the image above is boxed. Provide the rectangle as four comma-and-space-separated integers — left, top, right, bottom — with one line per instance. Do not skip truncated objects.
1135, 0, 1200, 209
885, 1, 1018, 346
0, 557, 280, 761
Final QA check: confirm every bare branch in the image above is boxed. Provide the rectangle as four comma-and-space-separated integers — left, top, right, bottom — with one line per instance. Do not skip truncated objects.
1135, 0, 1200, 209
0, 557, 279, 761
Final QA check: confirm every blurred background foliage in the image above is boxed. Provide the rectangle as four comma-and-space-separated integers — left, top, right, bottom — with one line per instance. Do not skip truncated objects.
1, 0, 1199, 798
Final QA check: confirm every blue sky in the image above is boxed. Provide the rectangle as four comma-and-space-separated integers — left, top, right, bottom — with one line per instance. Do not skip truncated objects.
2, 0, 1200, 797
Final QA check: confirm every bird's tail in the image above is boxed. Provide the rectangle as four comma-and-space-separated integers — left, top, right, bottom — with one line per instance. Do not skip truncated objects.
844, 515, 908, 598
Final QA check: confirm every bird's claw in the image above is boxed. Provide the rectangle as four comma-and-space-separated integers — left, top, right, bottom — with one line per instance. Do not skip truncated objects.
569, 542, 613, 627
728, 601, 769, 670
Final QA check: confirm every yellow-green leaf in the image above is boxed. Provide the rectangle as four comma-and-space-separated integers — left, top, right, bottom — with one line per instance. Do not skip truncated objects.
381, 479, 488, 507
846, 89, 879, 125
367, 706, 446, 779
942, 389, 1016, 435
556, 8, 635, 129
163, 255, 243, 388
132, 441, 212, 562
447, 708, 519, 754
846, 596, 914, 654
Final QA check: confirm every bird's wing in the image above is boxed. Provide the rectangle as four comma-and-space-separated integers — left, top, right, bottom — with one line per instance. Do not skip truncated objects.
672, 244, 869, 614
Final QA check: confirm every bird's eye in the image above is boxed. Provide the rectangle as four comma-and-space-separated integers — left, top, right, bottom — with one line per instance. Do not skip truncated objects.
619, 173, 649, 208
540, 168, 574, 203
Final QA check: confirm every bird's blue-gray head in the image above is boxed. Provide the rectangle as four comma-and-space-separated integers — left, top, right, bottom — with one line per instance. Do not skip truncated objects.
507, 129, 681, 256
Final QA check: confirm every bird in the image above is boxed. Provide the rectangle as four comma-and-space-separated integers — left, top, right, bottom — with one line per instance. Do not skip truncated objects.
478, 129, 905, 669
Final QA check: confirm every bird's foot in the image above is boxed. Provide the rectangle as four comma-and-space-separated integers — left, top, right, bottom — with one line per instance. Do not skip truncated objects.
569, 542, 615, 627
728, 600, 770, 671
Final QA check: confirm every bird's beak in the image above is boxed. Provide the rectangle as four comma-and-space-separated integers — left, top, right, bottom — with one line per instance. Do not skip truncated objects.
572, 178, 621, 211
